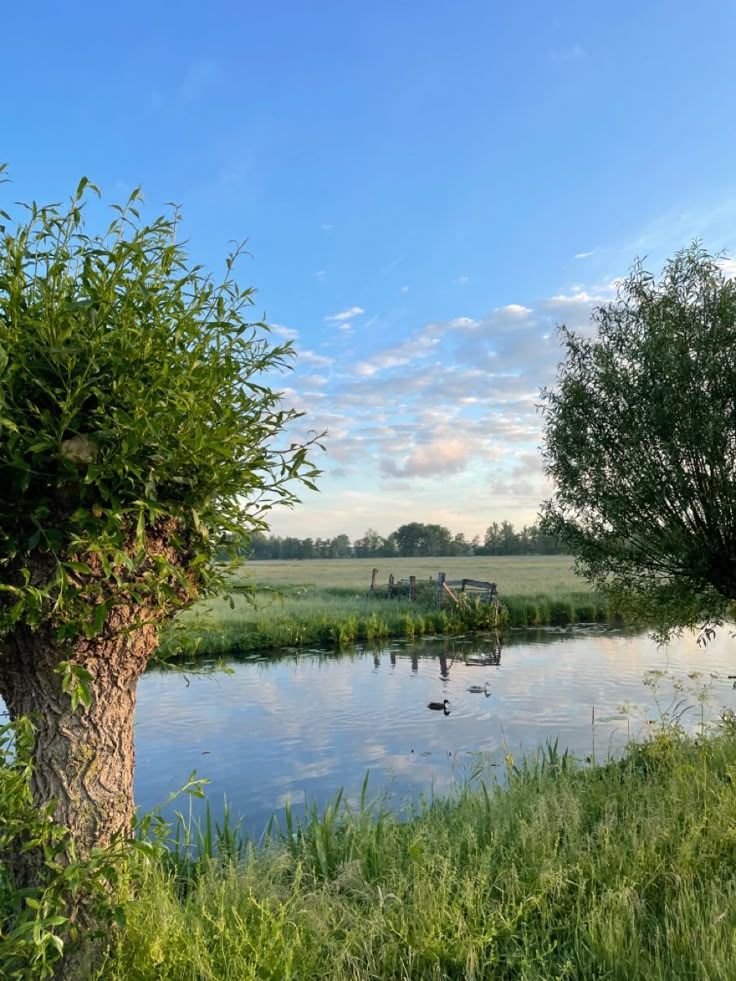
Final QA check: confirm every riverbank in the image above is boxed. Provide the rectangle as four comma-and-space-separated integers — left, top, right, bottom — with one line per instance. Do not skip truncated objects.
159, 556, 613, 658
159, 583, 611, 657
103, 725, 736, 979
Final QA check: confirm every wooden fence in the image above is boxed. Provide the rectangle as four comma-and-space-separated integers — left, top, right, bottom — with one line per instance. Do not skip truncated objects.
369, 569, 498, 608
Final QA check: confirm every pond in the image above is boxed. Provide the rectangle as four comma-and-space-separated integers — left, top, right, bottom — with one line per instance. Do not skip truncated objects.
131, 626, 736, 837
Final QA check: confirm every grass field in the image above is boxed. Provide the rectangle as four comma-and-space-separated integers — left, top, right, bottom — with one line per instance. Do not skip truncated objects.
239, 554, 584, 594
160, 556, 610, 658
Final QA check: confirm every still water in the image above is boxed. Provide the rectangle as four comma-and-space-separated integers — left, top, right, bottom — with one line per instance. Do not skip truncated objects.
133, 626, 736, 836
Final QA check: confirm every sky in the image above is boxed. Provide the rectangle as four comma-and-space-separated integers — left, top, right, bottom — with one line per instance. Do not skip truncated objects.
4, 1, 736, 541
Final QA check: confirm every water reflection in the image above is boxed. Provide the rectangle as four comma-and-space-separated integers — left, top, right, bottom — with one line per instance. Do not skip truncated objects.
129, 627, 736, 837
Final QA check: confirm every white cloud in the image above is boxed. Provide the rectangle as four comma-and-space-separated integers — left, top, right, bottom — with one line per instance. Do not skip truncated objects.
296, 349, 335, 368
575, 249, 597, 260
326, 306, 365, 324
381, 438, 469, 478
312, 270, 326, 279
543, 285, 613, 331
268, 270, 629, 536
719, 257, 736, 280
401, 285, 409, 293
270, 323, 299, 341
496, 304, 532, 319
455, 275, 470, 285
352, 333, 440, 377
545, 289, 602, 307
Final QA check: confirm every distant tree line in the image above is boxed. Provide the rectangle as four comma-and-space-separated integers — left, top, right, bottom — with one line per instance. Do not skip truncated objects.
247, 520, 565, 560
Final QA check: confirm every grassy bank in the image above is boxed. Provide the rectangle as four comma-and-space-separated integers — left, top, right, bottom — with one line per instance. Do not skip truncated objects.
161, 584, 611, 657
161, 556, 612, 658
100, 725, 736, 979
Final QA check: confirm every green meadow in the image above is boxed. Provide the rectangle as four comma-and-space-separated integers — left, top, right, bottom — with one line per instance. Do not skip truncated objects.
239, 554, 583, 592
161, 555, 611, 658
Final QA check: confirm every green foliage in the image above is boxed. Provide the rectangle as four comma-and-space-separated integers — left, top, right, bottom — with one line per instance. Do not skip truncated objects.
0, 169, 320, 642
542, 244, 736, 638
480, 518, 563, 555
56, 661, 93, 712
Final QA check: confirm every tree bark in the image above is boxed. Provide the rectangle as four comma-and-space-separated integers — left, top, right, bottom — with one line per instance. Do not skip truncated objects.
0, 610, 158, 874
0, 600, 163, 978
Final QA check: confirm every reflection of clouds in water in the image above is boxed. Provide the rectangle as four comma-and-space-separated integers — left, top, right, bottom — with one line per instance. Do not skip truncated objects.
271, 757, 338, 785
133, 629, 736, 837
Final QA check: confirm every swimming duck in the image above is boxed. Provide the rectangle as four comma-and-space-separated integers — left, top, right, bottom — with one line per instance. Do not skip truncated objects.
467, 684, 491, 696
428, 699, 450, 711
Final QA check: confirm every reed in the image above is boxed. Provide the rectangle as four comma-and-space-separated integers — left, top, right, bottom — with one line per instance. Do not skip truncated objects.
160, 582, 611, 659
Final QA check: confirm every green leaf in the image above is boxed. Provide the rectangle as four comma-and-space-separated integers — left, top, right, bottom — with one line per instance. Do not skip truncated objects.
93, 602, 108, 634
65, 561, 93, 575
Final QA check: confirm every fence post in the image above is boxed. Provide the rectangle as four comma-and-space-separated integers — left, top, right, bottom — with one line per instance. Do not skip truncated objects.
436, 571, 446, 608
370, 568, 378, 593
409, 575, 416, 602
387, 573, 394, 599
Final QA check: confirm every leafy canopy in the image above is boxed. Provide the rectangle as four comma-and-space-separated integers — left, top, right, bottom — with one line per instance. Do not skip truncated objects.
541, 245, 736, 634
0, 169, 320, 642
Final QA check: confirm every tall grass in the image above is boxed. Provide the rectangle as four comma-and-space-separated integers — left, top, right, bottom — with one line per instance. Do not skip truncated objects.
104, 725, 736, 979
160, 581, 611, 659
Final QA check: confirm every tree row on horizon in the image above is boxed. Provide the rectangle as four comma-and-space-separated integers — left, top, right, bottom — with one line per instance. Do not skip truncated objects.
247, 519, 565, 560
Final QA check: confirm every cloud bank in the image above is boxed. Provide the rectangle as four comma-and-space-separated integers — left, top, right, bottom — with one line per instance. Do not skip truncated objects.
270, 274, 619, 538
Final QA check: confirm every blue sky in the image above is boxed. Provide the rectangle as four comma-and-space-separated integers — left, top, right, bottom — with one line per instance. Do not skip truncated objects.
5, 1, 736, 539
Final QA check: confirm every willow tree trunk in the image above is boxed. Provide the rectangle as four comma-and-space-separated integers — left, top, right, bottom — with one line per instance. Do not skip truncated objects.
0, 611, 158, 878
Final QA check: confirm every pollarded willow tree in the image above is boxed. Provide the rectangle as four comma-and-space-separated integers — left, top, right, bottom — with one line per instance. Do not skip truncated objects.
0, 172, 320, 867
541, 244, 736, 635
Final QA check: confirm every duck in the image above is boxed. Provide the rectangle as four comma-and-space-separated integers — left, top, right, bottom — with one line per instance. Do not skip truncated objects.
427, 699, 450, 711
467, 683, 491, 696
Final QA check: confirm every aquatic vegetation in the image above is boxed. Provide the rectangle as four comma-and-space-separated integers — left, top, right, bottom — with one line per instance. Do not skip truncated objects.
160, 578, 611, 660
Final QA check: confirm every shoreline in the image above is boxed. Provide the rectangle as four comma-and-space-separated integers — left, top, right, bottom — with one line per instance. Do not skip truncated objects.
159, 584, 615, 659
